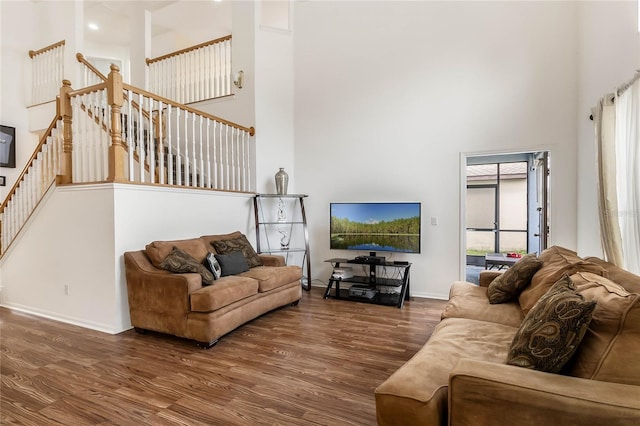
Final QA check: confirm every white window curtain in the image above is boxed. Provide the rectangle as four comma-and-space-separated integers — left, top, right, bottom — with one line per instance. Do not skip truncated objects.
614, 76, 640, 274
593, 72, 640, 274
592, 96, 624, 266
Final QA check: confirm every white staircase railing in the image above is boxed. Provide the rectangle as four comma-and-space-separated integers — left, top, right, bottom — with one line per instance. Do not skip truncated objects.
147, 35, 233, 105
0, 116, 63, 254
29, 40, 65, 106
2, 46, 254, 258
76, 53, 108, 88
66, 65, 255, 191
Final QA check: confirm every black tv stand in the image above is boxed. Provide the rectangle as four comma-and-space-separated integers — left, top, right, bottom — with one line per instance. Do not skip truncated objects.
323, 257, 411, 308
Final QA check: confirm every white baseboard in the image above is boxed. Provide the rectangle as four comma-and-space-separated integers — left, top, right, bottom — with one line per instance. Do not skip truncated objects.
0, 302, 125, 335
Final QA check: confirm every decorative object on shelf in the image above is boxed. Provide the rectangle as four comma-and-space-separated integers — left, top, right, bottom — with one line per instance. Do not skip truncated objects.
278, 228, 290, 250
277, 198, 287, 222
275, 167, 289, 195
233, 70, 244, 89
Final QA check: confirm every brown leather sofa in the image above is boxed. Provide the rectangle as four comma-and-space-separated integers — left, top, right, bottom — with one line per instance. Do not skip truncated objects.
375, 246, 640, 425
124, 231, 302, 348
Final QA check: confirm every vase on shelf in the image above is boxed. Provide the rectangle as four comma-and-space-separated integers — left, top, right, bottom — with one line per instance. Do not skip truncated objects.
275, 168, 288, 195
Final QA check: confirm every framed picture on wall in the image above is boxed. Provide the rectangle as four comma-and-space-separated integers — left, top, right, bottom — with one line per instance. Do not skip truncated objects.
0, 125, 16, 168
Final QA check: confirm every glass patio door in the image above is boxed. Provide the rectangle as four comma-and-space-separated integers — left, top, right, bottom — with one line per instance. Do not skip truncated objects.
465, 161, 530, 265
466, 184, 498, 266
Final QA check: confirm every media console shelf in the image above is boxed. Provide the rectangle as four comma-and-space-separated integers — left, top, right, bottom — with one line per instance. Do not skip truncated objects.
323, 258, 411, 308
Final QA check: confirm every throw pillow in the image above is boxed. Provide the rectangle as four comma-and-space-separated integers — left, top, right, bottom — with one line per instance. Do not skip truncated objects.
159, 246, 215, 286
506, 274, 596, 373
518, 245, 608, 315
215, 251, 250, 277
211, 234, 263, 268
487, 253, 543, 304
568, 272, 640, 385
203, 252, 222, 280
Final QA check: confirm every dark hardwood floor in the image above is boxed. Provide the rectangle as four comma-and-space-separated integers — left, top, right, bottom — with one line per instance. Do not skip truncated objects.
1, 287, 447, 425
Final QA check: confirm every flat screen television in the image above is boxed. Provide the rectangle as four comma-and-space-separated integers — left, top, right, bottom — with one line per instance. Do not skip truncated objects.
330, 202, 421, 253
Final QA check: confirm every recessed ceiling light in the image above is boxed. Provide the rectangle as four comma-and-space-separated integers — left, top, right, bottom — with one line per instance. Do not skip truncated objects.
88, 22, 99, 31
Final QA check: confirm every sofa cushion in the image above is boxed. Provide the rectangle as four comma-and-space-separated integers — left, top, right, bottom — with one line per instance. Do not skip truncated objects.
159, 247, 215, 286
215, 251, 250, 276
442, 282, 524, 328
507, 275, 596, 373
210, 233, 263, 268
146, 238, 209, 268
518, 245, 607, 315
487, 253, 542, 304
190, 276, 259, 312
568, 272, 640, 385
239, 265, 302, 292
583, 257, 640, 294
375, 317, 518, 426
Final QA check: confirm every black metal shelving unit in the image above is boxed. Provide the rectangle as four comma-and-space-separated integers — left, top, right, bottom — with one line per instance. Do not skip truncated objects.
253, 194, 311, 290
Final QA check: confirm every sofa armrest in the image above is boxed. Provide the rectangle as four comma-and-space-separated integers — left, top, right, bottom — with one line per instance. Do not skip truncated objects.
478, 270, 502, 287
259, 254, 286, 267
124, 251, 203, 317
449, 359, 640, 426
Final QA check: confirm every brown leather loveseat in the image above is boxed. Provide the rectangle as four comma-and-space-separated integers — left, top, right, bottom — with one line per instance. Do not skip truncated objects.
124, 231, 302, 348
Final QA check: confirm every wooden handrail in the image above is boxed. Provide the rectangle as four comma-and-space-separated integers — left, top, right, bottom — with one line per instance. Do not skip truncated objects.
76, 52, 108, 81
29, 40, 65, 58
67, 82, 108, 98
0, 113, 61, 214
146, 35, 232, 65
122, 82, 255, 136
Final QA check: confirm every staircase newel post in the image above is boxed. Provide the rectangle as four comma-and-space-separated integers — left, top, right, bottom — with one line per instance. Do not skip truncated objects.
107, 64, 126, 182
58, 79, 73, 184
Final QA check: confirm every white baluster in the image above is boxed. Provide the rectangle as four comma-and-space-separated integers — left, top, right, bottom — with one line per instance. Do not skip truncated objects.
175, 107, 182, 185
167, 104, 174, 185
212, 120, 219, 189
198, 115, 204, 188
149, 96, 156, 184
158, 100, 165, 184
138, 92, 145, 182
126, 91, 134, 181
183, 108, 189, 186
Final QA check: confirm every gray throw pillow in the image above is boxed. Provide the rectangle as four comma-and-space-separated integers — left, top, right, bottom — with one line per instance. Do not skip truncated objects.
506, 274, 596, 373
487, 253, 543, 304
159, 246, 215, 286
214, 251, 250, 276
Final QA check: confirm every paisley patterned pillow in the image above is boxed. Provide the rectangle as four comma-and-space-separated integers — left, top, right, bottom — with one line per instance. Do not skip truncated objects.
487, 253, 542, 304
506, 274, 596, 373
211, 234, 262, 268
159, 246, 215, 286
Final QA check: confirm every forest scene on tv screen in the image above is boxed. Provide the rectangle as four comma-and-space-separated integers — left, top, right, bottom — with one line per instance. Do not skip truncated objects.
330, 203, 421, 253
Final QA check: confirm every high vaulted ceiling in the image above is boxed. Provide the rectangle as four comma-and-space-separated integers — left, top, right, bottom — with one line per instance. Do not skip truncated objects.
83, 0, 232, 47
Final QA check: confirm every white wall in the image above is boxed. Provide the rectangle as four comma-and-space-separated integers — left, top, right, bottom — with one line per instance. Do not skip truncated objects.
0, 185, 118, 332
0, 0, 38, 200
150, 1, 232, 58
254, 1, 295, 194
576, 1, 640, 258
293, 1, 582, 299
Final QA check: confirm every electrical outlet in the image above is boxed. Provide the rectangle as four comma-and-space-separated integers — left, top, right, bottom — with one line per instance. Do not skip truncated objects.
64, 284, 69, 296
